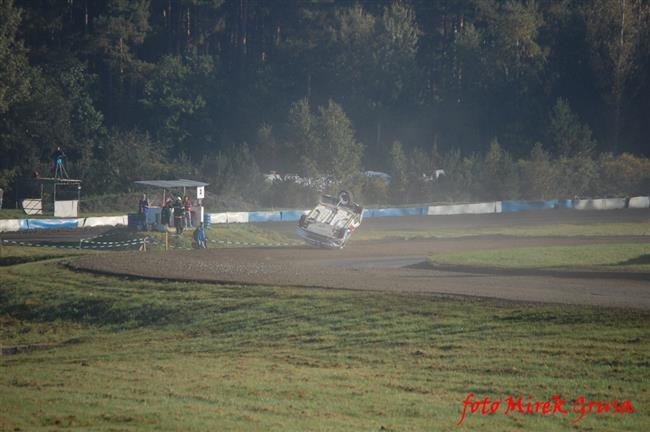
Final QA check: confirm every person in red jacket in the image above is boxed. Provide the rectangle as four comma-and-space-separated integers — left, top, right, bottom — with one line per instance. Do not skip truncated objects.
183, 195, 192, 228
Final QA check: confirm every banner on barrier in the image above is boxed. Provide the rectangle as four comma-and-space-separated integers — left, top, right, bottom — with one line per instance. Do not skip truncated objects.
26, 218, 79, 230
363, 207, 426, 218
427, 202, 500, 216
83, 216, 128, 227
574, 198, 627, 210
209, 213, 228, 224
226, 212, 249, 223
249, 211, 282, 222
628, 196, 650, 209
0, 219, 21, 232
501, 200, 558, 213
281, 210, 308, 222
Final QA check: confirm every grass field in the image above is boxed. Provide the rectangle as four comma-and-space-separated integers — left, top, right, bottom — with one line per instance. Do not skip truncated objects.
429, 243, 650, 273
1, 251, 649, 431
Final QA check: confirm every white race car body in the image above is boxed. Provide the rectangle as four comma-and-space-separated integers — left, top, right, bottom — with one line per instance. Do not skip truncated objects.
296, 194, 363, 249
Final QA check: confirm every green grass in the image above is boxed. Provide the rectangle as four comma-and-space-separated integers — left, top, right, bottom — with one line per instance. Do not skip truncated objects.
429, 243, 650, 272
139, 224, 299, 251
0, 245, 93, 266
1, 252, 649, 431
355, 222, 650, 241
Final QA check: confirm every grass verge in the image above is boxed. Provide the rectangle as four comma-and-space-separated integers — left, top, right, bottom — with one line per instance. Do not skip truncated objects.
140, 224, 299, 251
429, 243, 650, 272
1, 253, 649, 431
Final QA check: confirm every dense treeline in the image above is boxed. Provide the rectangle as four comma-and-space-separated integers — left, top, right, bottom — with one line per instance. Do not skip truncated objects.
0, 0, 649, 208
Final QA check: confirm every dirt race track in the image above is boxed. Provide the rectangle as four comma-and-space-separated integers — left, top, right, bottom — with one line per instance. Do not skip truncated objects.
66, 209, 650, 310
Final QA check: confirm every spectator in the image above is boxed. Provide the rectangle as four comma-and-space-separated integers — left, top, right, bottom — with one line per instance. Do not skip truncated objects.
193, 222, 208, 248
183, 195, 192, 228
173, 197, 184, 234
138, 194, 149, 230
51, 146, 67, 178
0, 187, 3, 209
161, 197, 172, 226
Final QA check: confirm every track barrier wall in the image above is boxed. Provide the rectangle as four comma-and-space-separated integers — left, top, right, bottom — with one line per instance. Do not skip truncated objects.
0, 215, 129, 232
427, 202, 500, 216
629, 196, 650, 208
1, 195, 648, 232
280, 210, 308, 222
248, 211, 283, 222
0, 220, 21, 232
364, 207, 427, 218
574, 198, 627, 210
501, 200, 574, 212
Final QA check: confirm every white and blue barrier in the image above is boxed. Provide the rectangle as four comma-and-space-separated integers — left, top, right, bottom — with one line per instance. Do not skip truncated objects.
21, 218, 80, 230
281, 210, 308, 222
0, 215, 129, 232
248, 211, 283, 222
427, 202, 501, 216
363, 207, 427, 218
0, 220, 22, 232
2, 195, 648, 232
84, 215, 128, 227
501, 199, 574, 212
574, 198, 627, 210
629, 196, 650, 208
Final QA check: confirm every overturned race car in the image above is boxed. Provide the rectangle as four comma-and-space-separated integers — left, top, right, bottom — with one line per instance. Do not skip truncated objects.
297, 191, 363, 249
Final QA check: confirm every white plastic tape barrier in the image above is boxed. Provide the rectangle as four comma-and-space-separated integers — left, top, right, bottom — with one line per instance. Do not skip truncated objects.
574, 198, 627, 210
427, 202, 501, 216
628, 196, 650, 209
83, 216, 128, 227
0, 219, 21, 233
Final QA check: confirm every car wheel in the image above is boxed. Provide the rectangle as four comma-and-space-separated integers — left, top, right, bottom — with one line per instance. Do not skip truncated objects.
338, 190, 352, 206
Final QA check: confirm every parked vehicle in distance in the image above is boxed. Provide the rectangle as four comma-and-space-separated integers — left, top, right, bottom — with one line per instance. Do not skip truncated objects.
296, 190, 363, 249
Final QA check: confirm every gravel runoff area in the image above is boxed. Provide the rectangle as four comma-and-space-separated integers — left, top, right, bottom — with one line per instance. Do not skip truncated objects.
66, 208, 650, 310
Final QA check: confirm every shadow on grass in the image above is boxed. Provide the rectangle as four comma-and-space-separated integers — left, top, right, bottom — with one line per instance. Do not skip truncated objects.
613, 254, 650, 266
1, 296, 182, 328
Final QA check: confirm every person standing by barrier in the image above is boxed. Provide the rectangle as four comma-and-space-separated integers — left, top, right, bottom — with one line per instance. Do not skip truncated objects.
0, 187, 3, 209
138, 194, 149, 230
193, 222, 207, 248
173, 197, 184, 234
183, 195, 192, 228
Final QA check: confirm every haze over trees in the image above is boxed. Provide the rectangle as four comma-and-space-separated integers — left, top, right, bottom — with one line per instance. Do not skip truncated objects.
1, 0, 649, 207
